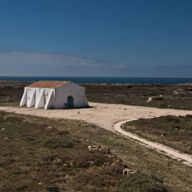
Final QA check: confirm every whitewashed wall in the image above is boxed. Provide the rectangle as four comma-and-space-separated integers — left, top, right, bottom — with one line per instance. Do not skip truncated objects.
20, 83, 88, 109
55, 82, 88, 108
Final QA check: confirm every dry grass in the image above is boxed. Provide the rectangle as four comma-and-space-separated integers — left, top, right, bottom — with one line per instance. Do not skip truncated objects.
122, 115, 192, 154
0, 112, 124, 191
13, 113, 192, 192
0, 111, 171, 192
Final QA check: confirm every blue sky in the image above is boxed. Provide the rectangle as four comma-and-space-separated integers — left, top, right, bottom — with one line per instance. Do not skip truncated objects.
0, 0, 192, 77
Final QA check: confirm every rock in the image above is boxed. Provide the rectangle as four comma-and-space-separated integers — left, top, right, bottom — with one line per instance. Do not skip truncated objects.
87, 161, 95, 166
54, 158, 62, 164
173, 90, 178, 95
91, 146, 97, 151
88, 145, 92, 151
146, 97, 153, 103
69, 160, 75, 167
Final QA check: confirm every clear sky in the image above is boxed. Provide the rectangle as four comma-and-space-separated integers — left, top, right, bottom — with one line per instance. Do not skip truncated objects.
0, 0, 192, 77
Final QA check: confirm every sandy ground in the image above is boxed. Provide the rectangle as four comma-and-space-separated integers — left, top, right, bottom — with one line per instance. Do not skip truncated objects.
0, 103, 192, 131
1, 102, 192, 131
1, 102, 192, 166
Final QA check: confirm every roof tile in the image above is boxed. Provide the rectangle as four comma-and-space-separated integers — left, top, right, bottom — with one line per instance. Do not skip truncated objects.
27, 81, 71, 88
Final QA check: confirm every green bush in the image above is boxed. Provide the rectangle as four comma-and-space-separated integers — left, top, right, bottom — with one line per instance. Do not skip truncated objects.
116, 173, 170, 192
0, 111, 8, 116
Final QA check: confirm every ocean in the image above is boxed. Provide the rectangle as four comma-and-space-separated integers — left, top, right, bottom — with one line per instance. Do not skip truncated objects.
0, 76, 192, 84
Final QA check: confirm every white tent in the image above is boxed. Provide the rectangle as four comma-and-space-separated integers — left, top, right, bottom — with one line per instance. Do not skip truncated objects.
20, 81, 88, 109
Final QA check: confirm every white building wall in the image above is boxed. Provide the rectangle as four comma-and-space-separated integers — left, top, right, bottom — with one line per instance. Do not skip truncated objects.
55, 82, 88, 108
70, 83, 88, 107
20, 83, 88, 109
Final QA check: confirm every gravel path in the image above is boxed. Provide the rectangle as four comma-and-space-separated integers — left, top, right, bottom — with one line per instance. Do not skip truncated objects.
1, 102, 192, 166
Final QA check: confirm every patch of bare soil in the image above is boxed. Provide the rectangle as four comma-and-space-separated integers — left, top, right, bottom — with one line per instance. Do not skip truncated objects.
1, 102, 192, 132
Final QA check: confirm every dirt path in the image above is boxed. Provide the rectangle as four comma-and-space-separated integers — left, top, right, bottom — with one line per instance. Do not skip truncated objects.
1, 102, 192, 166
114, 119, 192, 167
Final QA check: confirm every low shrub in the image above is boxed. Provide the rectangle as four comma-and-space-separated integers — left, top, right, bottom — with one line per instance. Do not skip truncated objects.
43, 137, 73, 149
74, 150, 111, 168
5, 116, 24, 122
0, 111, 8, 116
116, 173, 170, 192
101, 162, 125, 176
74, 170, 116, 191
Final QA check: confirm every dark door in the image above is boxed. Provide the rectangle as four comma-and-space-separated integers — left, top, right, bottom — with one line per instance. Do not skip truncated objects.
67, 96, 73, 108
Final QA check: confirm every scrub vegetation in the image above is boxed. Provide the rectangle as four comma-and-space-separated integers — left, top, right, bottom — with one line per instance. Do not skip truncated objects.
0, 81, 192, 191
0, 111, 192, 191
116, 173, 169, 192
0, 111, 172, 192
0, 81, 27, 105
84, 83, 192, 110
122, 115, 192, 154
1, 81, 192, 110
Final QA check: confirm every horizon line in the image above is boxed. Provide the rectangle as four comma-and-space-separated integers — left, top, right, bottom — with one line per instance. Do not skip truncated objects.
0, 75, 192, 79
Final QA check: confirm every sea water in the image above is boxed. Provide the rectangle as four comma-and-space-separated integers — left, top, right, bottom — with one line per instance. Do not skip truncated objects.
0, 76, 192, 84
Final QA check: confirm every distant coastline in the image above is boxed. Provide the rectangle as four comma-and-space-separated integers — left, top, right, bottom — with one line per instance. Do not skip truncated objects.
0, 76, 192, 84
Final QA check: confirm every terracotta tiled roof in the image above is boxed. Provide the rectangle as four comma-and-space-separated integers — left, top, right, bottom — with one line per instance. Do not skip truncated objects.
27, 81, 71, 88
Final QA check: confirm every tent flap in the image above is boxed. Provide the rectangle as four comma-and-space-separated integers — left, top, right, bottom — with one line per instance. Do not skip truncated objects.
35, 89, 45, 109
44, 90, 54, 109
20, 89, 27, 107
